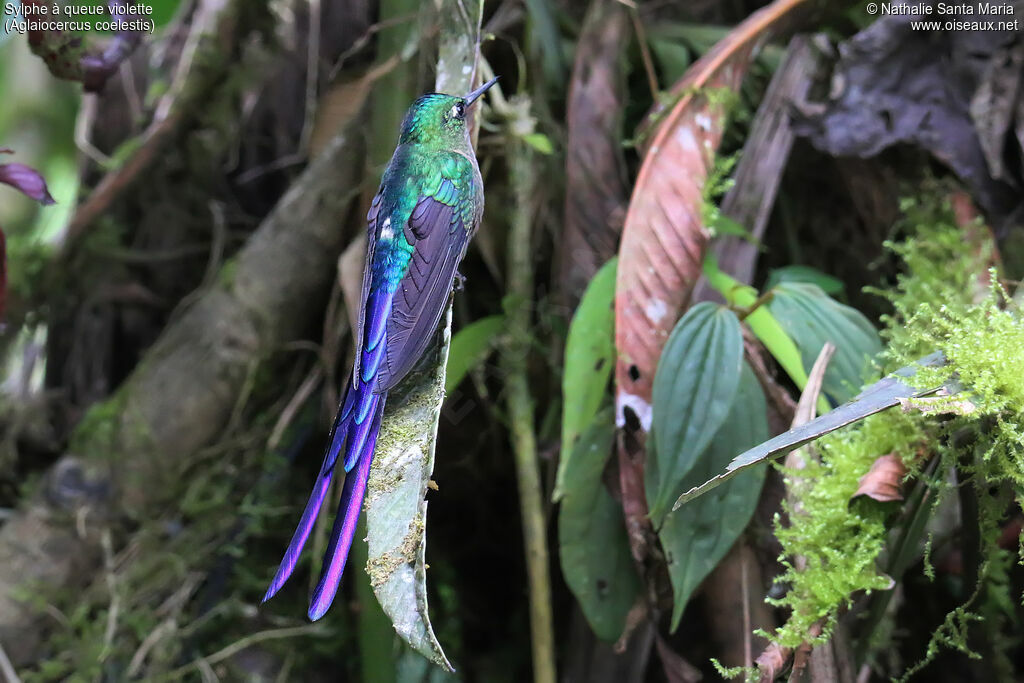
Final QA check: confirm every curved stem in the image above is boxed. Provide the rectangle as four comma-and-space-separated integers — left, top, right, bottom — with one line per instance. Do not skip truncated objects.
501, 135, 557, 683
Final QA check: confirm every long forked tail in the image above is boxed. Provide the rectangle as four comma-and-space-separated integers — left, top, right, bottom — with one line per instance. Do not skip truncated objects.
261, 374, 387, 620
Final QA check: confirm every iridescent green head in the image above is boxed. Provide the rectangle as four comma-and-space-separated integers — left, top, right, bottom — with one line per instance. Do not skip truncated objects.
398, 77, 499, 148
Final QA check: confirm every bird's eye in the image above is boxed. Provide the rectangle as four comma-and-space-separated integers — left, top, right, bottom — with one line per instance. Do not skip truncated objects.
451, 102, 465, 120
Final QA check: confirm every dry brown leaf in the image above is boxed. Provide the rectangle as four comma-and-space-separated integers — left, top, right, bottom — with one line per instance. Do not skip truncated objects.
756, 641, 791, 682
970, 40, 1024, 183
694, 35, 822, 298
338, 233, 367, 337
614, 0, 811, 434
791, 11, 1023, 232
309, 56, 399, 157
558, 0, 630, 305
948, 189, 1001, 298
852, 454, 907, 503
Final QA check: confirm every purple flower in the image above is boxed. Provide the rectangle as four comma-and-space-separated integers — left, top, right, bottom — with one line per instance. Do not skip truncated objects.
0, 151, 55, 321
0, 162, 56, 205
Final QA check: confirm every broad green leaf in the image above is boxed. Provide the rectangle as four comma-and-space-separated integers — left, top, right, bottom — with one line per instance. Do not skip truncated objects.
649, 39, 694, 90
647, 302, 743, 525
554, 258, 616, 501
673, 352, 948, 507
769, 282, 883, 403
365, 0, 483, 670
661, 362, 768, 631
702, 254, 809, 391
445, 314, 504, 394
765, 265, 844, 295
558, 409, 641, 641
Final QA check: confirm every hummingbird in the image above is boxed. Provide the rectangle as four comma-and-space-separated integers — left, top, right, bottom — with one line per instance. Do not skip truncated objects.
262, 76, 499, 620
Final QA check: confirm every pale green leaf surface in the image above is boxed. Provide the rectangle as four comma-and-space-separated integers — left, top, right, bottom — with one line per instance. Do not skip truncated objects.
558, 409, 641, 641
445, 314, 504, 394
765, 265, 844, 295
555, 257, 617, 501
367, 308, 455, 671
661, 362, 768, 631
523, 133, 554, 155
769, 282, 883, 403
702, 254, 808, 391
647, 302, 743, 525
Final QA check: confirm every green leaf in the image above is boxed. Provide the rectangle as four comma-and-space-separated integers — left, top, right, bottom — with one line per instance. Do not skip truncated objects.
702, 254, 809, 391
445, 314, 504, 393
523, 133, 554, 155
523, 0, 567, 84
649, 39, 694, 90
768, 282, 883, 403
647, 302, 743, 525
558, 409, 642, 641
554, 257, 616, 502
661, 361, 768, 631
673, 352, 949, 508
765, 265, 844, 295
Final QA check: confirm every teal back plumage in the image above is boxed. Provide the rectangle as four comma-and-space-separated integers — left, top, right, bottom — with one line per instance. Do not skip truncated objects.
371, 94, 484, 296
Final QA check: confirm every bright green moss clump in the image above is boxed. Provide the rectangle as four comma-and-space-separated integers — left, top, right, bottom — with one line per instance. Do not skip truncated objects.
763, 191, 1024, 665
769, 410, 923, 648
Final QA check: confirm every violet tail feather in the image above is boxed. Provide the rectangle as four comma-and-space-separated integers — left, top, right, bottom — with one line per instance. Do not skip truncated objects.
261, 377, 387, 613
309, 396, 385, 620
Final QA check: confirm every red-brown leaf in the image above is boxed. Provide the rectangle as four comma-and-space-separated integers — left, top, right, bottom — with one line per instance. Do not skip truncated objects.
614, 0, 810, 431
852, 453, 907, 503
755, 641, 790, 682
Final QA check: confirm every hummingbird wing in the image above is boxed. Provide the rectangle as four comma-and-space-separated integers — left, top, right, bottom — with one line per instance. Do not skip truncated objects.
374, 157, 477, 392
351, 190, 383, 390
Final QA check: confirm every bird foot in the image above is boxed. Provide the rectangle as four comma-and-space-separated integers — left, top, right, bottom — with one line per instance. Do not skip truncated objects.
453, 271, 466, 292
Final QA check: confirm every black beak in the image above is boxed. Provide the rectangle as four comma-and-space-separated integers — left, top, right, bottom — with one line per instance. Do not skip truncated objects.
463, 76, 499, 106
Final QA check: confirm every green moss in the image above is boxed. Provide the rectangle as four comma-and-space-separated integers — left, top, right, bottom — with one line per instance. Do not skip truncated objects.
366, 514, 425, 590
768, 409, 924, 649
759, 189, 1024, 671
68, 388, 130, 460
218, 255, 240, 287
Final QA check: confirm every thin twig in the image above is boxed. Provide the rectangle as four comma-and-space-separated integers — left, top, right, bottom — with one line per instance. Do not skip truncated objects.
0, 640, 20, 683
300, 0, 321, 151
626, 5, 659, 103
163, 624, 327, 680
327, 12, 420, 81
127, 618, 177, 677
63, 0, 234, 251
74, 94, 111, 166
267, 364, 324, 451
742, 547, 752, 668
119, 60, 143, 126
737, 290, 775, 321
99, 529, 120, 663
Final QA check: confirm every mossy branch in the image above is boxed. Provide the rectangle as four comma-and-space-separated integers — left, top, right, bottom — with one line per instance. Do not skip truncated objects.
0, 123, 364, 666
500, 126, 557, 683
